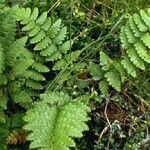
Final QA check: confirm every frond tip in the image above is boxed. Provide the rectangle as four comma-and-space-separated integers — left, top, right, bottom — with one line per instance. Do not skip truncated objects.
24, 92, 90, 150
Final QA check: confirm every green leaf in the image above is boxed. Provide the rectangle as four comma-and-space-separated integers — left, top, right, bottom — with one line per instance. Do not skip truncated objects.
46, 51, 62, 61
13, 91, 32, 103
133, 13, 148, 32
140, 10, 150, 27
36, 12, 47, 25
30, 31, 46, 43
134, 41, 150, 63
99, 79, 109, 96
100, 51, 111, 70
126, 48, 145, 70
30, 7, 39, 21
128, 16, 142, 37
124, 23, 137, 43
24, 92, 90, 150
0, 90, 7, 109
65, 50, 81, 62
120, 26, 130, 49
29, 26, 40, 37
26, 80, 43, 90
121, 55, 137, 77
32, 62, 49, 72
59, 40, 73, 54
48, 19, 62, 38
88, 62, 103, 80
104, 69, 121, 91
141, 33, 150, 49
40, 43, 57, 56
22, 21, 36, 31
53, 59, 67, 70
41, 18, 52, 31
0, 46, 4, 74
53, 27, 67, 45
34, 37, 51, 51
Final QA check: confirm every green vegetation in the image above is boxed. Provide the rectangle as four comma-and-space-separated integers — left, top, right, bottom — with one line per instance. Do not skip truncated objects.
0, 0, 150, 150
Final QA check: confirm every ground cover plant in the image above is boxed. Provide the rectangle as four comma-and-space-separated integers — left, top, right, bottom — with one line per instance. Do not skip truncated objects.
0, 0, 150, 150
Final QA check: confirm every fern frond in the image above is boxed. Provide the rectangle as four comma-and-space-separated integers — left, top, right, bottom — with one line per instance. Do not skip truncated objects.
53, 27, 67, 45
99, 79, 109, 96
126, 48, 145, 70
0, 89, 7, 110
124, 24, 137, 43
59, 40, 72, 54
26, 80, 43, 90
141, 33, 150, 49
31, 62, 49, 72
134, 41, 150, 63
104, 69, 121, 91
100, 51, 111, 70
13, 91, 32, 104
120, 26, 130, 49
0, 7, 16, 47
47, 19, 62, 38
121, 55, 137, 77
24, 92, 90, 150
88, 62, 103, 80
129, 16, 142, 37
40, 43, 57, 56
140, 10, 150, 27
34, 37, 51, 50
133, 13, 148, 32
0, 45, 5, 73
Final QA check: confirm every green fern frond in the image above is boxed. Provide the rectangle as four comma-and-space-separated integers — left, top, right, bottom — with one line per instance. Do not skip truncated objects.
25, 70, 46, 81
141, 33, 150, 49
53, 50, 81, 70
12, 58, 34, 76
100, 51, 111, 70
120, 9, 150, 77
134, 41, 150, 63
24, 92, 90, 150
34, 37, 51, 50
126, 48, 145, 70
13, 91, 32, 103
121, 55, 137, 77
133, 13, 148, 32
140, 10, 150, 27
0, 89, 7, 110
40, 43, 57, 56
0, 45, 5, 73
129, 16, 142, 37
31, 62, 49, 72
53, 59, 67, 70
30, 31, 46, 43
53, 27, 67, 45
88, 62, 103, 80
99, 79, 109, 96
120, 26, 130, 49
47, 19, 62, 38
0, 7, 16, 48
104, 69, 121, 91
26, 80, 43, 90
45, 51, 62, 61
59, 40, 72, 54
124, 24, 137, 43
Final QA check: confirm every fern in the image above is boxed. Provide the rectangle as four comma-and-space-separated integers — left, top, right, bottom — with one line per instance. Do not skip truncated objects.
23, 92, 90, 150
16, 7, 80, 89
89, 51, 124, 94
15, 7, 72, 65
89, 8, 150, 94
120, 9, 150, 79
